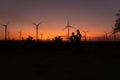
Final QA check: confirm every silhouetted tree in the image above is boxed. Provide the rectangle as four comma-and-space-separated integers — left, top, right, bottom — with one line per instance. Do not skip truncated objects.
111, 27, 117, 41
113, 10, 120, 33
54, 36, 63, 43
26, 36, 33, 42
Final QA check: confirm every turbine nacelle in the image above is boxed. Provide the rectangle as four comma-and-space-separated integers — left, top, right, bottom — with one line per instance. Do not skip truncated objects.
33, 21, 43, 27
0, 22, 10, 26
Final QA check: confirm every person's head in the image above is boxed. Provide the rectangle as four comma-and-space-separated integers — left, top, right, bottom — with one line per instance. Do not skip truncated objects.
76, 29, 80, 32
72, 32, 75, 35
76, 29, 80, 33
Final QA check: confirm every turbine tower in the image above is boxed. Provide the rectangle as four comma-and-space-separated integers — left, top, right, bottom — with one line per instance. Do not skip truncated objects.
83, 31, 88, 41
104, 32, 109, 40
64, 18, 73, 40
8, 32, 10, 40
19, 31, 22, 40
0, 23, 9, 40
40, 32, 43, 40
33, 21, 43, 40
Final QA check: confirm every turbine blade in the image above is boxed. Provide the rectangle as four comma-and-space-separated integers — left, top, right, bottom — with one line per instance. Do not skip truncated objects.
0, 24, 5, 26
69, 25, 73, 28
71, 26, 76, 29
32, 23, 37, 26
67, 19, 69, 26
6, 22, 10, 25
64, 26, 68, 29
38, 21, 43, 25
69, 25, 75, 29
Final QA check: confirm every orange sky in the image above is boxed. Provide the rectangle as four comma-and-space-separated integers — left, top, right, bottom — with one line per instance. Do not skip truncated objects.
0, 0, 119, 41
0, 21, 113, 40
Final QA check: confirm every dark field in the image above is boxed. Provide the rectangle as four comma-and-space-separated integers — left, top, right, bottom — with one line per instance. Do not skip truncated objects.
0, 41, 120, 80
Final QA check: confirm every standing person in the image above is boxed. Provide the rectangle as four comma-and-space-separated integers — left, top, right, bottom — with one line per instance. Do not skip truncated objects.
70, 32, 75, 42
76, 29, 82, 42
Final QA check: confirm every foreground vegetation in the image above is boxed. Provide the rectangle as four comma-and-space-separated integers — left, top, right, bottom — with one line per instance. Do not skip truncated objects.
0, 40, 120, 80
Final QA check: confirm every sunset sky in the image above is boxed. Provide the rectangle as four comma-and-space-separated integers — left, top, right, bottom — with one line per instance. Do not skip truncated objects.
0, 0, 120, 40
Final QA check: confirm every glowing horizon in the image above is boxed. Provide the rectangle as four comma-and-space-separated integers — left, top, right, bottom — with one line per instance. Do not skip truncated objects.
0, 23, 112, 41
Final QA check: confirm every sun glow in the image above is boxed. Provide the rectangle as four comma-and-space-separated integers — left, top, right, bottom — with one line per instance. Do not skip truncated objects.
0, 25, 104, 41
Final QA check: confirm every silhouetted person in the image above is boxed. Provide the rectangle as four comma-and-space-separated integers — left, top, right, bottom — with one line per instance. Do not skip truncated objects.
70, 32, 75, 42
76, 29, 82, 42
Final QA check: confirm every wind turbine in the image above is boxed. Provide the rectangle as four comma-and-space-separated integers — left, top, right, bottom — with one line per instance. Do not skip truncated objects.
19, 31, 22, 40
0, 22, 9, 40
8, 32, 10, 40
64, 18, 73, 40
83, 31, 88, 41
33, 21, 43, 40
40, 32, 43, 40
104, 32, 109, 40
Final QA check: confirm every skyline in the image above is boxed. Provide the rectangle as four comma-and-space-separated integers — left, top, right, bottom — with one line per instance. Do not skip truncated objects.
0, 0, 120, 40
